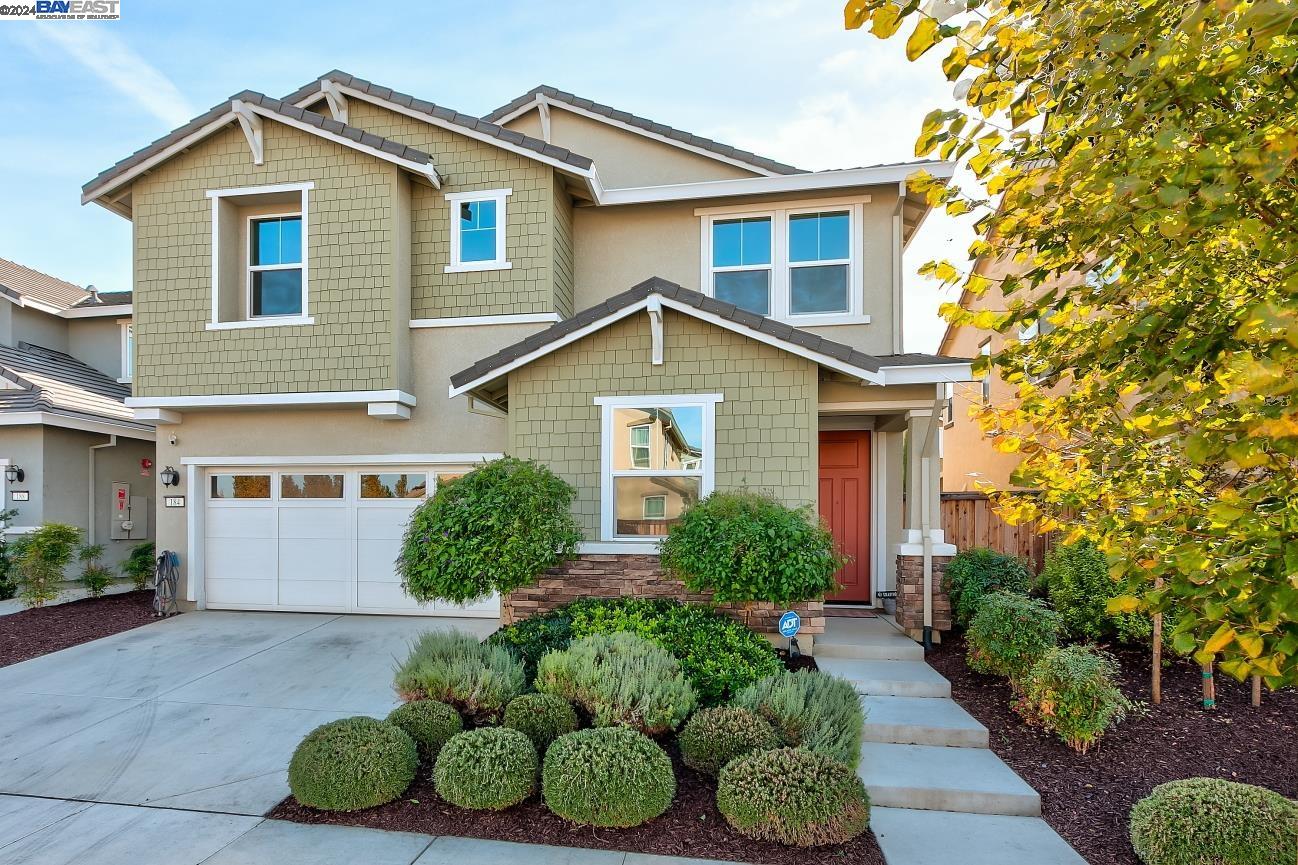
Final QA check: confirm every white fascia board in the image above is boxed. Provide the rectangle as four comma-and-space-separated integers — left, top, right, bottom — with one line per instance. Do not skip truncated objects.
133, 407, 182, 425
60, 304, 133, 319
82, 113, 238, 206
598, 161, 955, 207
878, 362, 976, 385
0, 411, 155, 441
493, 97, 784, 179
411, 312, 561, 329
179, 453, 502, 466
127, 389, 417, 409
448, 293, 887, 399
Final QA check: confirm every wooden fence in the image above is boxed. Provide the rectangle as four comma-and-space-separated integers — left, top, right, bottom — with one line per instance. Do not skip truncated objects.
940, 491, 1057, 572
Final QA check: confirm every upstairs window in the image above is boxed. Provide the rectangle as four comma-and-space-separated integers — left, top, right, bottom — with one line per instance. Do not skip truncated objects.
702, 200, 864, 324
446, 188, 512, 273
248, 215, 303, 317
119, 322, 134, 383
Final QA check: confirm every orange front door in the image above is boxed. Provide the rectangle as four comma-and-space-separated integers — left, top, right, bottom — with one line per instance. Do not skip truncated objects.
819, 430, 871, 603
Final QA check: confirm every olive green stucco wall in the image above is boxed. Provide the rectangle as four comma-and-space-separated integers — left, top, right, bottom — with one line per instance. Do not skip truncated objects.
508, 309, 819, 540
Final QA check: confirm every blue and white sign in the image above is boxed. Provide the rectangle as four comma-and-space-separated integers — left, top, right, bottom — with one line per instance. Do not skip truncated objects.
778, 610, 801, 638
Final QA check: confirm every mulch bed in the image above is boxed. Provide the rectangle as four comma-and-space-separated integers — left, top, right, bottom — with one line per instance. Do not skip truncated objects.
0, 590, 159, 667
270, 745, 883, 865
928, 635, 1298, 865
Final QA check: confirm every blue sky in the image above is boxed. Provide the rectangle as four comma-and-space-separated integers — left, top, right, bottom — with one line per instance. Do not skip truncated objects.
0, 0, 972, 351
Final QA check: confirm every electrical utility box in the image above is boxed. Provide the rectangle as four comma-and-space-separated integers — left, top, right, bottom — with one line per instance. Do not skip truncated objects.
110, 483, 150, 540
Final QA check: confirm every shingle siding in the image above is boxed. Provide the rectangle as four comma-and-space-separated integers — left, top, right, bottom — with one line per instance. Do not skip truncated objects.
508, 309, 818, 540
553, 174, 575, 319
131, 120, 398, 396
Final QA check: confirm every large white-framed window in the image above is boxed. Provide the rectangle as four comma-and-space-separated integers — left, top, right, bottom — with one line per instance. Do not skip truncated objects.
596, 393, 722, 542
445, 188, 512, 273
118, 321, 134, 383
205, 182, 314, 330
699, 197, 867, 325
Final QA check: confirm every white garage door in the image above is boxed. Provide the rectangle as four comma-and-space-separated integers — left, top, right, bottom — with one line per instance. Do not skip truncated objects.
203, 466, 497, 616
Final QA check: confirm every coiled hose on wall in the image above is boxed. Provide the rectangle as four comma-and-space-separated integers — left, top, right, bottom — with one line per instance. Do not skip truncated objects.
154, 550, 180, 617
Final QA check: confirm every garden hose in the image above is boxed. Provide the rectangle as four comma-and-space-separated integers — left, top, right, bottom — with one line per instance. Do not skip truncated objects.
153, 550, 180, 617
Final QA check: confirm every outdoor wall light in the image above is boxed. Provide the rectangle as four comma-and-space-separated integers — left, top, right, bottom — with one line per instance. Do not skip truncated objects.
160, 466, 180, 487
4, 465, 24, 484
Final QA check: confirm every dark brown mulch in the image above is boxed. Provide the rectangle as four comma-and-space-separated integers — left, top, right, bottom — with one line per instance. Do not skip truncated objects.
270, 745, 883, 865
777, 648, 819, 673
927, 635, 1298, 865
0, 590, 159, 667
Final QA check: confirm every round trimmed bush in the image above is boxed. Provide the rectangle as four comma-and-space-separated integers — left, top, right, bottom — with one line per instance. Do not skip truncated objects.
288, 717, 417, 811
503, 693, 578, 753
543, 727, 675, 827
433, 727, 538, 811
678, 706, 779, 777
966, 591, 1061, 684
734, 669, 864, 767
1129, 778, 1297, 865
1015, 646, 1130, 753
943, 547, 1033, 627
717, 747, 870, 847
386, 700, 463, 761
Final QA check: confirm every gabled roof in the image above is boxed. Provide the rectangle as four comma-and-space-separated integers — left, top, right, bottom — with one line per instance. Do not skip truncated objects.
0, 257, 94, 310
450, 277, 973, 402
82, 91, 441, 211
0, 342, 151, 432
287, 71, 596, 174
483, 85, 805, 178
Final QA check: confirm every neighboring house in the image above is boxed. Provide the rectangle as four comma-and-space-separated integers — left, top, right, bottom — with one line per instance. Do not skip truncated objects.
82, 70, 972, 624
0, 258, 154, 568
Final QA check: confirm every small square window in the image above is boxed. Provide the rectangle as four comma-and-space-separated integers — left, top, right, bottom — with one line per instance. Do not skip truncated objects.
447, 190, 511, 272
248, 215, 304, 318
642, 495, 667, 520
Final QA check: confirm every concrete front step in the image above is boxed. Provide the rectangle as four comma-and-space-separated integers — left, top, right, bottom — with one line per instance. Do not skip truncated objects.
870, 807, 1088, 865
816, 618, 924, 661
862, 696, 989, 748
815, 657, 951, 698
857, 742, 1042, 816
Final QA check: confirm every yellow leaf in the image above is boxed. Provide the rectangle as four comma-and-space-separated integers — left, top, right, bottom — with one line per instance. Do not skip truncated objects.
1204, 624, 1236, 654
1106, 596, 1141, 614
870, 3, 903, 38
844, 1, 869, 30
906, 16, 941, 61
1236, 632, 1264, 659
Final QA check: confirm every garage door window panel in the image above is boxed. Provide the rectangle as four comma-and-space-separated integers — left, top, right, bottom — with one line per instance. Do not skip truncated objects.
280, 473, 345, 499
361, 473, 428, 499
210, 474, 271, 499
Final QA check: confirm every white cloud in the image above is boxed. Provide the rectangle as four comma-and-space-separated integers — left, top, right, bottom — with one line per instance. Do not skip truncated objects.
32, 24, 194, 128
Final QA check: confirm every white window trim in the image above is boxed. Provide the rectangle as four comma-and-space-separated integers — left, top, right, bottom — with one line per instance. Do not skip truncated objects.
699, 200, 868, 326
246, 211, 306, 320
118, 321, 133, 383
595, 393, 722, 543
206, 182, 312, 326
642, 494, 667, 520
629, 423, 651, 469
445, 188, 512, 274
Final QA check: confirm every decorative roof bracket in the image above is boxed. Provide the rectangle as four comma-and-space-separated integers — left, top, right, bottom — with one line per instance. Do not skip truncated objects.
231, 99, 264, 166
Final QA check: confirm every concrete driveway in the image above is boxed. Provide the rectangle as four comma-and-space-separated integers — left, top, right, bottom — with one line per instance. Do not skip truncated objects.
0, 611, 499, 864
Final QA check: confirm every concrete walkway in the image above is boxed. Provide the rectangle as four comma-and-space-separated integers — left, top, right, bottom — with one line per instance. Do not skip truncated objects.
817, 617, 1087, 864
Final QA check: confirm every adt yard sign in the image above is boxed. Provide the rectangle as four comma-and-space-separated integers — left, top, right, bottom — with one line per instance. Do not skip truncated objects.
778, 611, 801, 638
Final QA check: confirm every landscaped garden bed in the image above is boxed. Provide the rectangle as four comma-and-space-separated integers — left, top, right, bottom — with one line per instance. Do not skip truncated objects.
0, 589, 158, 667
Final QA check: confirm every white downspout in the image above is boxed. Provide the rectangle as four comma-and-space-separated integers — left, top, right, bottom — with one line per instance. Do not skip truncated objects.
917, 385, 946, 647
88, 435, 117, 545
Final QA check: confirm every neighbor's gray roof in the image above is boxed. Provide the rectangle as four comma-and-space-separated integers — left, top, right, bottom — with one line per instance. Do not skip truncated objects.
283, 71, 595, 172
83, 90, 436, 198
0, 258, 94, 310
483, 85, 806, 176
72, 290, 133, 308
451, 277, 969, 390
0, 342, 148, 429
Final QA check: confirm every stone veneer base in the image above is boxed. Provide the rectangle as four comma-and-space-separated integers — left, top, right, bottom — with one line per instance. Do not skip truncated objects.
895, 554, 953, 639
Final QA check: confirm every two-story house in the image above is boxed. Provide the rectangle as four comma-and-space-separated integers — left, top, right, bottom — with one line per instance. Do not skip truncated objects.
82, 71, 971, 629
0, 258, 155, 568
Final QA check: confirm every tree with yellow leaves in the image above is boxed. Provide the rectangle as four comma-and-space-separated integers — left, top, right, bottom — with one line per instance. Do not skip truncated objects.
845, 0, 1298, 686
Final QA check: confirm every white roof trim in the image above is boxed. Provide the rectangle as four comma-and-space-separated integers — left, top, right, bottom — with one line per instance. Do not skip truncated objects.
0, 411, 155, 441
82, 113, 238, 206
598, 161, 955, 207
61, 303, 133, 319
181, 452, 501, 466
295, 83, 607, 203
127, 388, 416, 410
493, 96, 785, 179
875, 362, 976, 385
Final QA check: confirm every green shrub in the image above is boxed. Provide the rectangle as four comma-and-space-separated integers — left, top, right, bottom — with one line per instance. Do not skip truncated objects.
0, 507, 18, 600
433, 727, 538, 811
944, 547, 1033, 627
659, 490, 845, 605
1039, 541, 1151, 644
535, 632, 696, 735
78, 544, 111, 598
288, 717, 417, 811
488, 597, 781, 704
734, 670, 863, 768
543, 727, 675, 827
393, 630, 525, 724
717, 747, 870, 847
678, 706, 779, 777
1129, 778, 1297, 865
503, 693, 578, 753
121, 542, 155, 591
386, 700, 462, 761
1015, 646, 1131, 753
14, 524, 81, 608
398, 457, 582, 605
966, 591, 1061, 683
